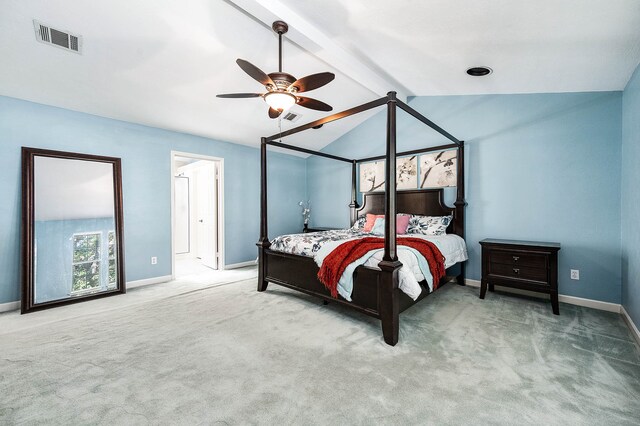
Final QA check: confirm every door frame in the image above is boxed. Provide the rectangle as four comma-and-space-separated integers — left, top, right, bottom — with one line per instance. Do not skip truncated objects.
170, 151, 225, 279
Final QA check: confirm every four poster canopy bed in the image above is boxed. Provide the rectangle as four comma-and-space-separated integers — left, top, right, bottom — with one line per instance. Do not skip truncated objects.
257, 91, 467, 346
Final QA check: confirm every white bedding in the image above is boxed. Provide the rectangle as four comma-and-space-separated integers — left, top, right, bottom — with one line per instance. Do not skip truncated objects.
313, 234, 468, 301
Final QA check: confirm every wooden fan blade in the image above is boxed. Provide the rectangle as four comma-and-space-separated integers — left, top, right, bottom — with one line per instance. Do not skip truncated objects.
236, 59, 275, 87
268, 107, 282, 119
296, 96, 333, 112
290, 72, 335, 93
216, 93, 262, 98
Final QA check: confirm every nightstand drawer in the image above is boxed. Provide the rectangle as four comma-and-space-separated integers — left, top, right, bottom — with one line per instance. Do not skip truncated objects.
489, 263, 548, 283
490, 250, 547, 268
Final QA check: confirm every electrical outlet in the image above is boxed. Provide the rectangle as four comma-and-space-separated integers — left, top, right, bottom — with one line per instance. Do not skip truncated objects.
151, 256, 158, 265
570, 269, 579, 280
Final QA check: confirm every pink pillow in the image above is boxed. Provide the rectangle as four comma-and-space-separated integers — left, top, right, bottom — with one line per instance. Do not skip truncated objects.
363, 213, 411, 234
363, 214, 384, 232
396, 214, 410, 234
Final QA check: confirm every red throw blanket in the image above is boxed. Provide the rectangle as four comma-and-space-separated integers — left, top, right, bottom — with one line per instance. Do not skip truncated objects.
317, 237, 446, 298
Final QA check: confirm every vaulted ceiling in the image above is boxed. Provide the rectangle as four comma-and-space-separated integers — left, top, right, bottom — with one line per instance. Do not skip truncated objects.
1, 0, 639, 152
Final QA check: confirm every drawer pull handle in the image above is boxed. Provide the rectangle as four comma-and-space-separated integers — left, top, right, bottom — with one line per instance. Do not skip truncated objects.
513, 268, 520, 274
513, 256, 520, 261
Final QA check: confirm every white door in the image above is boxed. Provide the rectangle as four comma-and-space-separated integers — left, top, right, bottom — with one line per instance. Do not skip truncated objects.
195, 163, 217, 269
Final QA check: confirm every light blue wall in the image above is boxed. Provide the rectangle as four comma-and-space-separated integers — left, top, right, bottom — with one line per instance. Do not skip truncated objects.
622, 64, 640, 326
307, 92, 623, 303
1, 90, 629, 307
35, 218, 115, 304
0, 96, 306, 304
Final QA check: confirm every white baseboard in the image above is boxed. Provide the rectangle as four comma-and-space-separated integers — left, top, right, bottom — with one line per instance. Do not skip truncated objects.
621, 306, 640, 348
557, 294, 621, 313
0, 275, 173, 313
225, 260, 257, 270
0, 300, 20, 313
127, 275, 173, 289
464, 279, 621, 313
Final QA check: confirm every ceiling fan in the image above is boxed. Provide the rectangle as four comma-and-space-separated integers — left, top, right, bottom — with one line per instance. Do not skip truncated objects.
217, 21, 335, 119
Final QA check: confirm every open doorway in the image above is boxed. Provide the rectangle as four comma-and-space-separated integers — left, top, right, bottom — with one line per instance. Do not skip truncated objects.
171, 151, 224, 279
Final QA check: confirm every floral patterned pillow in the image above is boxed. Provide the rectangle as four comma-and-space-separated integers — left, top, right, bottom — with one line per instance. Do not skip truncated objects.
351, 216, 367, 231
406, 215, 453, 236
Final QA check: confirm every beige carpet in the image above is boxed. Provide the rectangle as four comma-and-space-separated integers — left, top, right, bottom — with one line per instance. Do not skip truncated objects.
1, 278, 639, 425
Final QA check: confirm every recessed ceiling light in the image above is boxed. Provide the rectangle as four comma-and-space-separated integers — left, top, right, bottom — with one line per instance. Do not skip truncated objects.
466, 66, 492, 76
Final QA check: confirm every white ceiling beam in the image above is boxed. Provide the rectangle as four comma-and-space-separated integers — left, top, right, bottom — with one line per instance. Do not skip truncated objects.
227, 0, 408, 102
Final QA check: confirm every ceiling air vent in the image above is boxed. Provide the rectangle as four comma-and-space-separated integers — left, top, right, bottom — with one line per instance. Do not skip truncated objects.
283, 112, 301, 122
33, 20, 82, 54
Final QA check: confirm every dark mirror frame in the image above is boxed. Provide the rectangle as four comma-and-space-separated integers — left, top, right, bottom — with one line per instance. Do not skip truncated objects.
21, 147, 126, 313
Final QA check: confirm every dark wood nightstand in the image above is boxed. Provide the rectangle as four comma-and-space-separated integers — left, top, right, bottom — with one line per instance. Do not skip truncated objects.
302, 224, 337, 233
480, 239, 561, 315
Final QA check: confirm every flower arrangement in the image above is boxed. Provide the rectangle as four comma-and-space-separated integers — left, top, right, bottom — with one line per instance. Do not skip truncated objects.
299, 200, 311, 225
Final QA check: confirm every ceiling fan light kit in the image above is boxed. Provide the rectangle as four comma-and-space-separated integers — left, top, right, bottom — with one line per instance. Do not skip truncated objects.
264, 92, 296, 111
217, 20, 335, 119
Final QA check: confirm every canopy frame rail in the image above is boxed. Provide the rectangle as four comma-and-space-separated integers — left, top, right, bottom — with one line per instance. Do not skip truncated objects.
259, 90, 465, 256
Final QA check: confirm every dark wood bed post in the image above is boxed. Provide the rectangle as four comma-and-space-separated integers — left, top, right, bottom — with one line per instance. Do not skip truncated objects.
257, 137, 270, 291
349, 160, 360, 225
378, 91, 402, 346
455, 141, 467, 285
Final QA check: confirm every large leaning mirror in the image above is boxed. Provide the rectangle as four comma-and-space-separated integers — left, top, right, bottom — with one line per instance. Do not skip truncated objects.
21, 147, 125, 313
